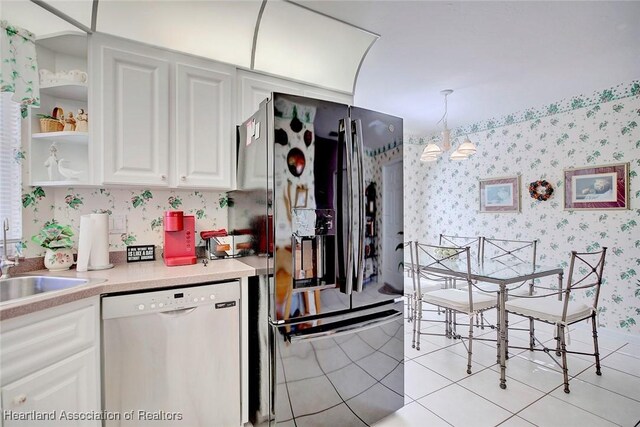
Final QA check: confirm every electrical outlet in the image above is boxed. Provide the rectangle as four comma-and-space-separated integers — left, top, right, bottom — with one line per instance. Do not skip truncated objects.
109, 214, 127, 234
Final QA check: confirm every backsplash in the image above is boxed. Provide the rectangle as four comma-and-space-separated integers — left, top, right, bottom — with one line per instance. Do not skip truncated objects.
404, 81, 639, 334
20, 186, 228, 258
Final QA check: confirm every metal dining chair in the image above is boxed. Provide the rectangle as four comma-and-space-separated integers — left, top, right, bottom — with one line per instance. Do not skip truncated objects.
439, 234, 482, 264
478, 237, 539, 350
481, 237, 538, 268
413, 242, 497, 374
408, 240, 449, 339
438, 234, 483, 335
402, 241, 417, 323
504, 248, 607, 393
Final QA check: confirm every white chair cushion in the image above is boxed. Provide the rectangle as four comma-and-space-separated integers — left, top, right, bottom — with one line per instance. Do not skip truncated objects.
422, 289, 496, 313
404, 276, 444, 294
472, 282, 530, 297
505, 297, 593, 324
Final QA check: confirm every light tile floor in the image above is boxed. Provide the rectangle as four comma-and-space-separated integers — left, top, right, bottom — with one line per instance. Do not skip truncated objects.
373, 309, 640, 427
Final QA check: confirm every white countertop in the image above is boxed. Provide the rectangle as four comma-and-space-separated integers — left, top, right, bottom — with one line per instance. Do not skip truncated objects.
0, 258, 256, 320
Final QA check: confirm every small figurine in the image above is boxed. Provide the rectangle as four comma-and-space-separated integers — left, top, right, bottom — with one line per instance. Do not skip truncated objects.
44, 144, 59, 181
75, 109, 88, 132
58, 159, 83, 180
62, 112, 76, 132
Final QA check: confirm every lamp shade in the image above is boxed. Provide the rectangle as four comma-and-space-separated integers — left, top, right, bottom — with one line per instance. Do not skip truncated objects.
458, 137, 477, 155
450, 149, 468, 161
420, 153, 438, 162
423, 143, 443, 156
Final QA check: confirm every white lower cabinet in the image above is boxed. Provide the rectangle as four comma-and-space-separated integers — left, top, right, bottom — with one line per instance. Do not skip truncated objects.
0, 297, 101, 426
1, 349, 99, 427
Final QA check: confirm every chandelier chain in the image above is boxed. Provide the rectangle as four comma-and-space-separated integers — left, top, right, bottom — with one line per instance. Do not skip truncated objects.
436, 92, 449, 129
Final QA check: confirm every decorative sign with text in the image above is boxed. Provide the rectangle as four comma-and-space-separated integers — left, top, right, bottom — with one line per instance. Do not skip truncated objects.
126, 245, 156, 263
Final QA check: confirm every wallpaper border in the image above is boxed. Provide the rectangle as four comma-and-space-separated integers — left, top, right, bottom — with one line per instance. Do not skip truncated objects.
407, 80, 640, 145
365, 140, 402, 157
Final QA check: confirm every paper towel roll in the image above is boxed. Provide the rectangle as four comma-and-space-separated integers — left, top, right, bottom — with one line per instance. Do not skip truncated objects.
89, 213, 110, 269
76, 213, 113, 271
76, 214, 92, 272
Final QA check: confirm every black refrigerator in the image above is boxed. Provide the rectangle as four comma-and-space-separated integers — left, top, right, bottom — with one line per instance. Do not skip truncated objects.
232, 93, 404, 426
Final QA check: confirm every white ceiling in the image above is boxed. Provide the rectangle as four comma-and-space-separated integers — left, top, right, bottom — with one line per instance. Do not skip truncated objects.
299, 1, 640, 136
3, 1, 638, 135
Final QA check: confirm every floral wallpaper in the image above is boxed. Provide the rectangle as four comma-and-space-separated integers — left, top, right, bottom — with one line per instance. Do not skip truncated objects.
20, 186, 228, 258
404, 81, 640, 334
1, 20, 40, 117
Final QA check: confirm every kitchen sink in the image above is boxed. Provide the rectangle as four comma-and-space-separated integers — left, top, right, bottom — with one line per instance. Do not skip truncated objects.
0, 276, 98, 305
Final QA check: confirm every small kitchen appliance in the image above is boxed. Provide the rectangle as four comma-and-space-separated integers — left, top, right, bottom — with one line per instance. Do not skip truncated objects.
163, 211, 196, 266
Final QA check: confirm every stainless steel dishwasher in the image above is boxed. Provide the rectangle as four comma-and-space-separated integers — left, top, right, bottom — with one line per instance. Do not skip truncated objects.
102, 281, 241, 427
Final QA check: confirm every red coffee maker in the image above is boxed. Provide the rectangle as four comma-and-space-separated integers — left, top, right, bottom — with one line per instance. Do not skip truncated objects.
163, 211, 197, 266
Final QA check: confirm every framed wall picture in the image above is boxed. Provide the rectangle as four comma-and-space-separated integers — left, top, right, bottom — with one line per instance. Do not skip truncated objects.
479, 176, 520, 213
564, 163, 629, 210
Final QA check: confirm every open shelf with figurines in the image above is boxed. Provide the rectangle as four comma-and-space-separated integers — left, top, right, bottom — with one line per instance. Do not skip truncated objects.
29, 32, 91, 186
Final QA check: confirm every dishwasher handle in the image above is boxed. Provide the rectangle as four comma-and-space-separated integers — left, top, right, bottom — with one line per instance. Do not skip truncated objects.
287, 309, 402, 343
158, 307, 198, 317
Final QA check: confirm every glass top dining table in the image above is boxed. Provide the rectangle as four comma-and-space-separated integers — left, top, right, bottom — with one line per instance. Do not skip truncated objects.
420, 259, 563, 286
419, 259, 564, 389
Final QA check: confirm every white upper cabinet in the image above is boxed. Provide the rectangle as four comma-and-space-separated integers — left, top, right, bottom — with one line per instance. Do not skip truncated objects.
237, 70, 353, 125
303, 87, 353, 106
235, 70, 353, 191
89, 34, 354, 190
237, 70, 303, 124
175, 60, 235, 189
101, 44, 170, 186
90, 33, 236, 189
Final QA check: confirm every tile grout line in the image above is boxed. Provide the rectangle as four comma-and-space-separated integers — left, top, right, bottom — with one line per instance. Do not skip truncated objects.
403, 309, 638, 427
420, 404, 456, 427
412, 363, 517, 426
511, 343, 632, 426
413, 341, 597, 425
572, 344, 640, 404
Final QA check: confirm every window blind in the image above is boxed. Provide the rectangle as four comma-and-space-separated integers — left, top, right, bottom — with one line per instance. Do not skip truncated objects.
0, 91, 23, 247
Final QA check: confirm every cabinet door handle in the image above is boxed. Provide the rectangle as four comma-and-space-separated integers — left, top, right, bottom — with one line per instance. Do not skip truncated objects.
12, 394, 27, 406
161, 175, 167, 181
181, 176, 186, 181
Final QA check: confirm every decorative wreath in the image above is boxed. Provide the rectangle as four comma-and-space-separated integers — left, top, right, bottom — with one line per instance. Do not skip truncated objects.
529, 180, 554, 201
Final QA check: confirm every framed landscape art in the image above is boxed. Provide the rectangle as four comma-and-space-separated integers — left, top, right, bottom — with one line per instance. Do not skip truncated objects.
564, 163, 629, 210
479, 176, 520, 213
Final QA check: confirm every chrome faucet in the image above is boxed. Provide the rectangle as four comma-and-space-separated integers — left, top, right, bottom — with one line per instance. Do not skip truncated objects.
1, 218, 19, 279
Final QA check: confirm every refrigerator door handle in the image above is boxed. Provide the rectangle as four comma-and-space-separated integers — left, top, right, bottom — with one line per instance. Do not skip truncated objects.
338, 118, 354, 295
353, 119, 366, 293
287, 310, 402, 343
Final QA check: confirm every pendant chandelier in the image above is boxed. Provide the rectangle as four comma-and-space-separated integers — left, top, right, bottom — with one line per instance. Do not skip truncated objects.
420, 89, 477, 162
